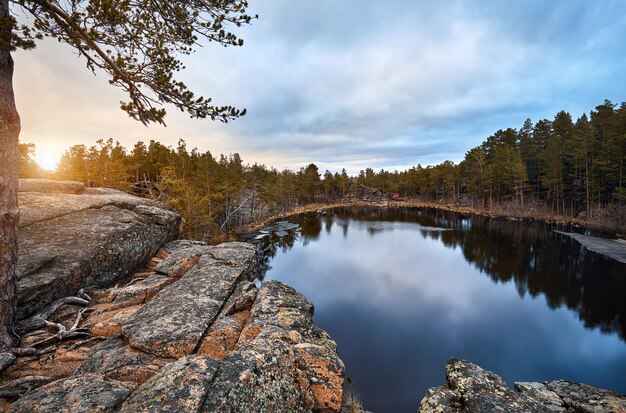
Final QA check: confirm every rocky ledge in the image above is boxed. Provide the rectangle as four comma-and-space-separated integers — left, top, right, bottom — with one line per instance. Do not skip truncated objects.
419, 359, 626, 413
16, 179, 181, 318
1, 239, 344, 412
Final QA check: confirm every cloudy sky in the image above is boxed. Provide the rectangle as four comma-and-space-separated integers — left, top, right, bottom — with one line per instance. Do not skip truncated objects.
13, 0, 626, 172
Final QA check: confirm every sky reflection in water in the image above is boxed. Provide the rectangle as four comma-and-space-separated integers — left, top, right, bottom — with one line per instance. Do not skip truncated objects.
254, 207, 626, 413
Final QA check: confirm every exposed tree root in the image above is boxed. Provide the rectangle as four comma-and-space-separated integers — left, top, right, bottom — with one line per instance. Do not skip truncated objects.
15, 294, 90, 336
0, 292, 93, 375
0, 376, 52, 390
123, 277, 145, 287
0, 353, 16, 373
0, 376, 53, 399
66, 336, 106, 351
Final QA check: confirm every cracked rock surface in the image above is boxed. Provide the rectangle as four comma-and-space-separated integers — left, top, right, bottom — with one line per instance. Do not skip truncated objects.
4, 240, 345, 413
418, 359, 626, 413
16, 179, 181, 318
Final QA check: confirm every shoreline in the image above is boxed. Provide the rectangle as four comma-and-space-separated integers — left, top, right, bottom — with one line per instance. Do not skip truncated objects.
240, 199, 626, 238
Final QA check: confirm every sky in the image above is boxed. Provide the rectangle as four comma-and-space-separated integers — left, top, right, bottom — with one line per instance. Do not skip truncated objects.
13, 0, 626, 173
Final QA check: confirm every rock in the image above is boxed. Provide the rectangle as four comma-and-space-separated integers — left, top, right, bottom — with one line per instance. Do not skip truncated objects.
356, 185, 387, 203
16, 182, 181, 318
514, 382, 566, 412
200, 339, 315, 413
236, 281, 345, 412
153, 244, 207, 278
86, 305, 142, 337
159, 239, 208, 254
555, 231, 626, 264
3, 345, 97, 384
118, 356, 220, 413
544, 380, 626, 413
4, 242, 346, 413
419, 386, 462, 412
443, 359, 532, 412
18, 187, 154, 228
107, 274, 174, 309
419, 359, 626, 413
76, 338, 174, 384
294, 343, 345, 412
122, 243, 257, 358
86, 267, 342, 413
197, 282, 257, 360
8, 374, 136, 413
0, 352, 16, 373
18, 178, 85, 194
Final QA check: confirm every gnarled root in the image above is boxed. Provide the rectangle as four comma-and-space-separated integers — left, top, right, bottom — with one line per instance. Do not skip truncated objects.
0, 376, 53, 399
0, 292, 93, 375
15, 294, 90, 336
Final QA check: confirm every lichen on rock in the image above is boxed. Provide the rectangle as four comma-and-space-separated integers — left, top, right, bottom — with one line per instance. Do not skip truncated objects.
3, 223, 345, 413
418, 359, 626, 413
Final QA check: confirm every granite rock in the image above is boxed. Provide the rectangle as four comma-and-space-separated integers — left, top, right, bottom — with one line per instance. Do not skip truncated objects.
419, 359, 626, 413
9, 374, 135, 413
16, 180, 181, 318
121, 243, 257, 358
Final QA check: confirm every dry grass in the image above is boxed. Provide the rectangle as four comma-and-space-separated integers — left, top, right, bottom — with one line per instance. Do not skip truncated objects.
343, 387, 364, 413
238, 198, 626, 238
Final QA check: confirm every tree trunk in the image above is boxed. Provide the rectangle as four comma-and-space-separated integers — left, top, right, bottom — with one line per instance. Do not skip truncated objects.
585, 160, 590, 220
0, 0, 20, 351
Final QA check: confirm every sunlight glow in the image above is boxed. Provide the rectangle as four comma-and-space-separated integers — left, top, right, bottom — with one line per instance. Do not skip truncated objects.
32, 143, 64, 171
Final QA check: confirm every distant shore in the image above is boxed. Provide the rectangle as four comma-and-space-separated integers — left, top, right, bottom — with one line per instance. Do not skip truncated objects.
241, 199, 626, 238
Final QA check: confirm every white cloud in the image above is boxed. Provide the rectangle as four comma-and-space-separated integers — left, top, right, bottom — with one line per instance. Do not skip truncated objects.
13, 1, 626, 172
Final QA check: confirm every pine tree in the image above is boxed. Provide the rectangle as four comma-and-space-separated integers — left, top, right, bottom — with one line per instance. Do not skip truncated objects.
0, 0, 254, 350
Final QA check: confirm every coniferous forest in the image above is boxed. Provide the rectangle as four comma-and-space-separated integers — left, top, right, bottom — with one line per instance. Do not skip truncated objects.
20, 99, 626, 239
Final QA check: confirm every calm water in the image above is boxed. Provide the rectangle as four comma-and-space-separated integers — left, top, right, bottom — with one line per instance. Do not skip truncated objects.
249, 207, 626, 413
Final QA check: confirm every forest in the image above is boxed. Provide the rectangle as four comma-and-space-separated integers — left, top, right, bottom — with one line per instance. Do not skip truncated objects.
20, 99, 626, 240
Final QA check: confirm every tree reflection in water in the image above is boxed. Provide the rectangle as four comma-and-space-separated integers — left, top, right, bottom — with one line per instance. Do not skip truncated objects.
247, 206, 626, 342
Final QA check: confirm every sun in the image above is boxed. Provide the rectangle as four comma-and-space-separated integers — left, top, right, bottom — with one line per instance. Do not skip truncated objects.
31, 142, 64, 171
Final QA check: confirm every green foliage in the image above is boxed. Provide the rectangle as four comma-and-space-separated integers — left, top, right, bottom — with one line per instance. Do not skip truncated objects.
50, 97, 625, 238
18, 142, 44, 178
7, 0, 255, 124
56, 138, 129, 187
55, 139, 337, 240
459, 101, 625, 216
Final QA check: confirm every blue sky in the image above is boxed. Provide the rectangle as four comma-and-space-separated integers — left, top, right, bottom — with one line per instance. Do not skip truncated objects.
14, 0, 626, 172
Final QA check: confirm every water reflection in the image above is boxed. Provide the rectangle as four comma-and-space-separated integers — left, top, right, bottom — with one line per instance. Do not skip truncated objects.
245, 206, 626, 413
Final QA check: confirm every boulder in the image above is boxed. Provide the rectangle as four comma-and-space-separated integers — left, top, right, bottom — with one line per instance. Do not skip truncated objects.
76, 338, 174, 384
121, 243, 257, 358
4, 242, 345, 413
16, 180, 181, 318
232, 281, 345, 412
18, 178, 85, 194
541, 380, 626, 413
356, 185, 387, 203
418, 359, 626, 413
118, 356, 220, 413
200, 338, 315, 413
9, 374, 136, 413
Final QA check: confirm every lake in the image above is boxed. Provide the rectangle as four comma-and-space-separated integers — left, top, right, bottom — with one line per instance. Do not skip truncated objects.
248, 206, 626, 413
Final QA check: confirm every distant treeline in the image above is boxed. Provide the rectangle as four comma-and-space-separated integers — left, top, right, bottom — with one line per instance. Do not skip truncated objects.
354, 99, 625, 218
19, 98, 626, 239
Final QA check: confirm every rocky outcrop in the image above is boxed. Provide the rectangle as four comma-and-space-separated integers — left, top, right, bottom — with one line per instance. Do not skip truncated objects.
355, 185, 387, 203
16, 179, 181, 318
356, 185, 389, 202
419, 359, 626, 413
18, 178, 85, 195
122, 243, 256, 359
3, 241, 345, 413
555, 231, 626, 264
9, 374, 136, 413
